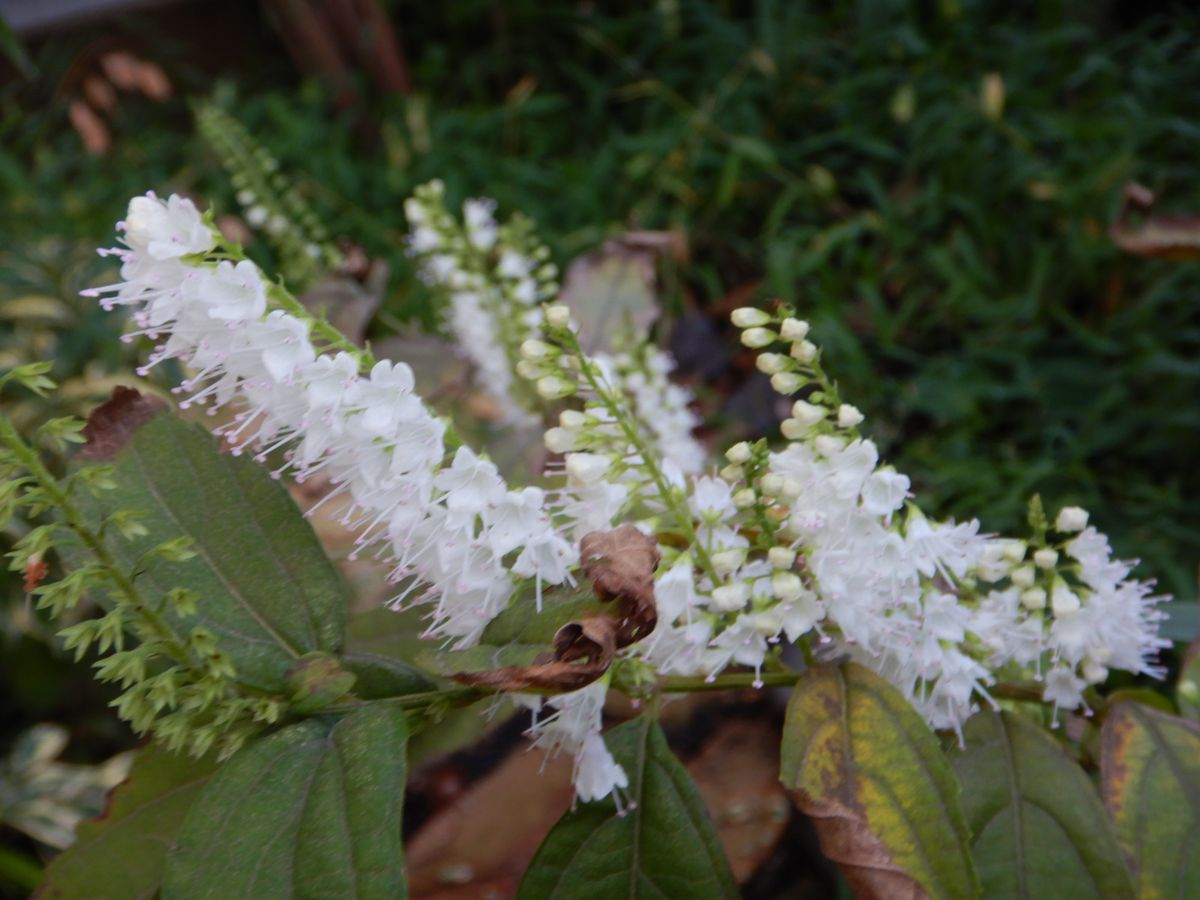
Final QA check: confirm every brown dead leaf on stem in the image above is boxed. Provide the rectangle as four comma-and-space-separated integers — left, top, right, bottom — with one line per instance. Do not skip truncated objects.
1110, 181, 1200, 260
579, 523, 660, 647
452, 615, 617, 693
78, 387, 165, 460
453, 524, 660, 692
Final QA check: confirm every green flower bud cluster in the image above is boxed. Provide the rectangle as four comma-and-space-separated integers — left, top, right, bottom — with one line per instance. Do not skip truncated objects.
0, 375, 283, 761
196, 104, 343, 289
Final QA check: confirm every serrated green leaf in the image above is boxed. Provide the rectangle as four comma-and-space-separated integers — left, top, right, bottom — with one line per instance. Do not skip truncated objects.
74, 414, 346, 690
1100, 701, 1200, 900
37, 744, 219, 900
779, 663, 978, 900
164, 703, 408, 900
516, 716, 737, 899
951, 710, 1134, 899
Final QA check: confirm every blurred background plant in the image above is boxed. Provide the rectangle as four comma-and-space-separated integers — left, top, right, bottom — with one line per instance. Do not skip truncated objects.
1, 0, 1198, 895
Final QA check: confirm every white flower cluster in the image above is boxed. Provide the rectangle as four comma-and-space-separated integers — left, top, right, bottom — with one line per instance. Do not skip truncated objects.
720, 308, 1167, 729
89, 192, 575, 649
90, 190, 1169, 805
522, 302, 1167, 737
404, 180, 558, 425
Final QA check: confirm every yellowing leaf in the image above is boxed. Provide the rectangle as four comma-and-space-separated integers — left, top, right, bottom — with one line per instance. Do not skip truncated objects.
780, 663, 977, 900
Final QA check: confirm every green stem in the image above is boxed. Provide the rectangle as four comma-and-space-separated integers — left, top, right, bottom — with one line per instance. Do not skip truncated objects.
563, 330, 722, 584
0, 417, 212, 681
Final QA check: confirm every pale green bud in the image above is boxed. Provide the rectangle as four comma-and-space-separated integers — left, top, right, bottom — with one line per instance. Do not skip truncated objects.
790, 340, 817, 363
1034, 548, 1059, 569
725, 442, 752, 464
1020, 587, 1047, 610
771, 372, 804, 394
731, 307, 771, 328
768, 546, 796, 570
780, 318, 810, 341
740, 327, 776, 349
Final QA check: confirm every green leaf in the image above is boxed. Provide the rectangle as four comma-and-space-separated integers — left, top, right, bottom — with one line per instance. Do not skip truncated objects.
164, 703, 408, 900
76, 414, 346, 690
37, 744, 219, 899
779, 663, 977, 900
1100, 701, 1200, 899
0, 15, 35, 78
951, 710, 1134, 899
516, 716, 737, 899
1177, 641, 1200, 722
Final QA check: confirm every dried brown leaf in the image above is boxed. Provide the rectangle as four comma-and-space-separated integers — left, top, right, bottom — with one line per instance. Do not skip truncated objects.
453, 616, 616, 692
579, 523, 660, 647
452, 526, 660, 693
1110, 181, 1200, 260
78, 387, 165, 460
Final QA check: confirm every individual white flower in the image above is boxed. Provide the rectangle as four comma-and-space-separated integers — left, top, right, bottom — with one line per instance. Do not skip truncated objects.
1043, 667, 1086, 712
573, 732, 628, 803
124, 193, 214, 260
861, 468, 910, 516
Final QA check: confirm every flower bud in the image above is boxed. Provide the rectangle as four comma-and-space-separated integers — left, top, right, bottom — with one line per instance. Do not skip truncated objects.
515, 359, 543, 380
565, 452, 612, 485
772, 572, 804, 602
1033, 548, 1059, 569
771, 372, 804, 394
780, 418, 809, 440
536, 375, 574, 400
719, 464, 745, 481
731, 307, 771, 328
740, 327, 776, 349
791, 400, 825, 427
780, 317, 809, 341
1020, 587, 1047, 610
837, 404, 864, 428
733, 488, 757, 509
768, 546, 796, 570
1055, 506, 1089, 533
543, 304, 572, 328
520, 339, 553, 360
1010, 566, 1036, 588
559, 409, 587, 429
756, 353, 789, 374
1001, 540, 1027, 563
712, 548, 745, 576
760, 473, 784, 496
710, 583, 750, 612
790, 340, 817, 363
814, 435, 845, 456
725, 442, 752, 464
780, 478, 803, 499
543, 427, 577, 453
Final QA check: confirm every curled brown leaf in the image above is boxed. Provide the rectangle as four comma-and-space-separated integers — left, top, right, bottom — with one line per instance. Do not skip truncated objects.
452, 525, 661, 693
79, 387, 165, 460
